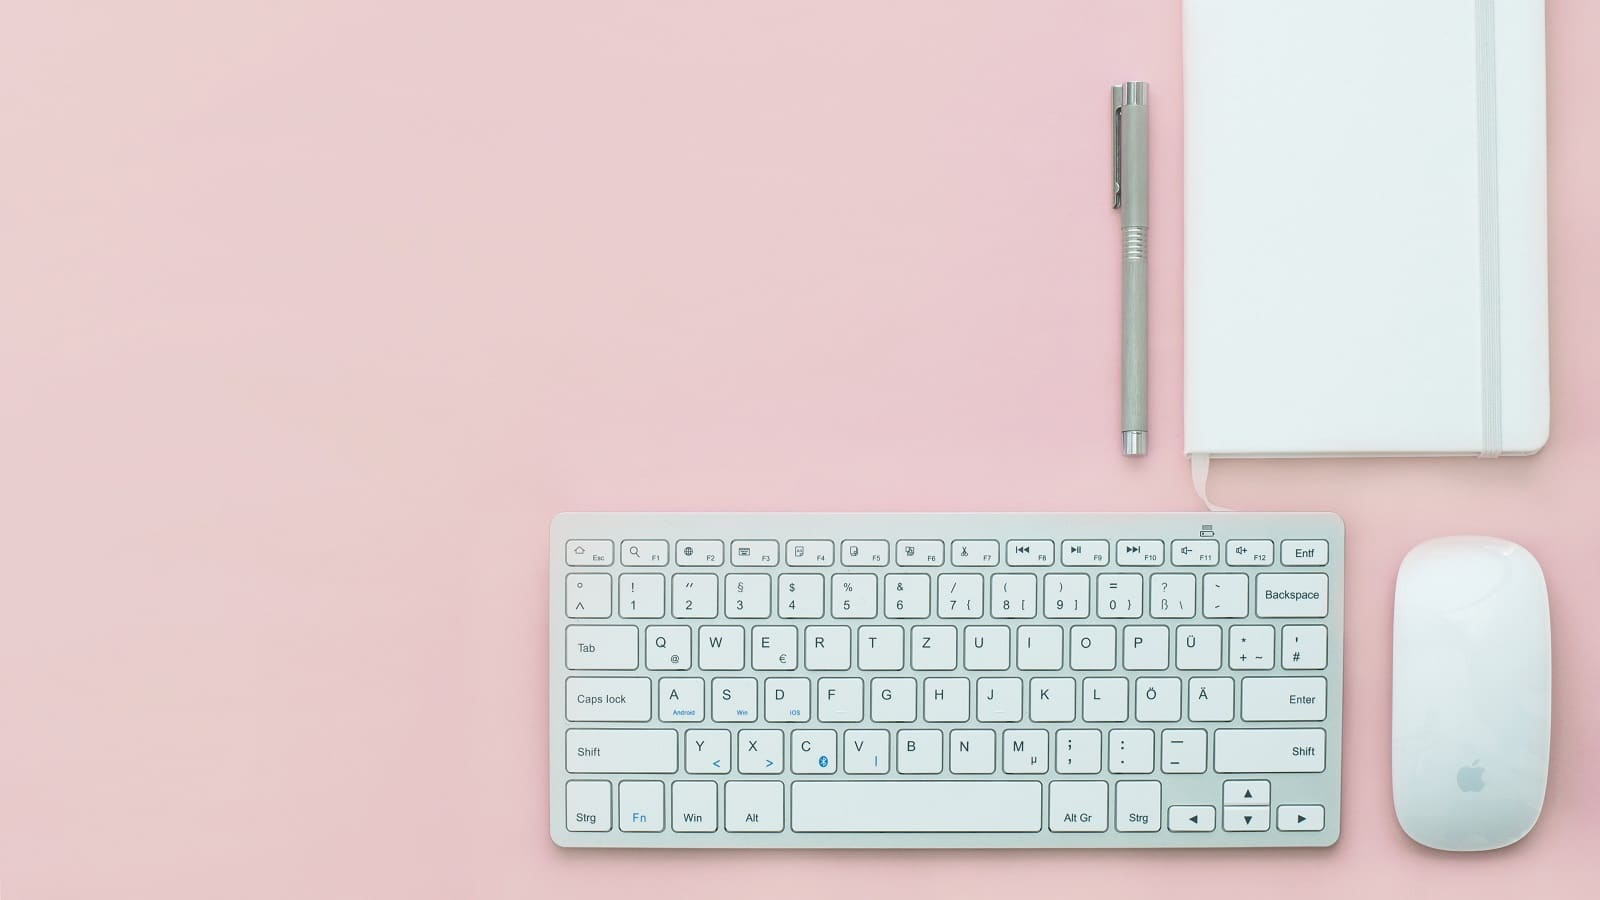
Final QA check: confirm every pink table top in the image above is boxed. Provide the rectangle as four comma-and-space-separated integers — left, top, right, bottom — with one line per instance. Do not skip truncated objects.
3, 1, 1598, 896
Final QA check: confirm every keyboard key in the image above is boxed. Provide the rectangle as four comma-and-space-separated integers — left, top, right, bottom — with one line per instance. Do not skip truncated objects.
787, 540, 834, 567
1070, 625, 1116, 670
871, 677, 917, 722
566, 573, 611, 618
711, 677, 758, 723
1123, 625, 1169, 670
645, 625, 690, 670
950, 729, 996, 773
725, 781, 784, 832
1161, 729, 1208, 774
898, 729, 943, 773
923, 677, 970, 722
1229, 625, 1274, 670
1214, 728, 1327, 773
937, 573, 983, 618
725, 574, 771, 618
658, 677, 704, 722
1097, 574, 1142, 618
1082, 677, 1128, 722
675, 540, 724, 566
566, 780, 612, 831
738, 729, 783, 774
1006, 540, 1055, 566
566, 540, 614, 566
843, 728, 890, 773
1169, 805, 1216, 832
991, 574, 1037, 618
976, 677, 1023, 722
805, 625, 850, 670
952, 540, 1000, 566
1117, 540, 1164, 566
1134, 677, 1181, 722
1282, 625, 1329, 669
566, 729, 677, 773
858, 626, 905, 670
818, 678, 863, 722
567, 677, 651, 722
1278, 804, 1326, 831
910, 625, 957, 671
1241, 676, 1327, 722
1115, 781, 1161, 832
685, 729, 731, 774
1171, 540, 1220, 566
1188, 677, 1235, 722
1054, 729, 1102, 773
831, 574, 877, 618
621, 540, 670, 566
793, 781, 1042, 832
1202, 573, 1249, 617
1176, 625, 1223, 670
1043, 573, 1091, 618
1281, 540, 1329, 566
777, 573, 824, 618
1109, 729, 1155, 773
1223, 806, 1269, 831
1223, 780, 1270, 806
1017, 626, 1064, 671
1225, 540, 1273, 566
841, 540, 890, 566
752, 626, 798, 671
1150, 574, 1196, 618
963, 625, 1010, 670
566, 625, 638, 670
1028, 677, 1075, 721
1002, 729, 1048, 774
1256, 573, 1330, 617
730, 540, 780, 566
671, 574, 717, 618
698, 626, 744, 670
885, 574, 931, 618
896, 540, 945, 566
619, 780, 665, 832
1049, 780, 1108, 832
790, 729, 838, 774
672, 781, 718, 832
1061, 540, 1111, 566
619, 573, 666, 618
764, 677, 810, 722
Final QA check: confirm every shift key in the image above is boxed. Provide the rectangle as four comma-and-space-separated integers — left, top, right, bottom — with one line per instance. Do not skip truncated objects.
1214, 729, 1326, 773
566, 729, 678, 773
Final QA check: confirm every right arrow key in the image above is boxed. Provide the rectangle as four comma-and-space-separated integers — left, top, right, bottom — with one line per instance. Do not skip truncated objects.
1277, 804, 1326, 832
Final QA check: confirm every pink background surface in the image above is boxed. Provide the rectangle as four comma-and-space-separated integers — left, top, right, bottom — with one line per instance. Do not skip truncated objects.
3, 2, 1599, 897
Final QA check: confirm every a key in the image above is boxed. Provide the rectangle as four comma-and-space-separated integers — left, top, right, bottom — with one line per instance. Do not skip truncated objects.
618, 780, 665, 832
1070, 625, 1117, 670
793, 782, 1042, 833
684, 729, 731, 775
565, 729, 677, 773
1229, 624, 1274, 670
671, 574, 717, 618
871, 677, 917, 722
937, 573, 983, 618
841, 540, 890, 566
1044, 573, 1091, 618
1176, 624, 1223, 670
566, 780, 612, 831
1256, 573, 1330, 617
565, 540, 614, 566
843, 729, 890, 774
725, 781, 784, 832
1214, 729, 1326, 773
1225, 540, 1273, 567
675, 540, 724, 566
1188, 677, 1235, 722
1282, 624, 1329, 669
1123, 625, 1170, 670
897, 729, 943, 774
786, 539, 835, 567
831, 573, 877, 618
1002, 729, 1049, 774
975, 677, 1023, 723
1115, 781, 1161, 832
751, 625, 798, 671
1171, 540, 1220, 567
724, 573, 772, 618
1028, 677, 1075, 722
657, 677, 704, 722
730, 540, 780, 566
1109, 728, 1156, 774
620, 540, 669, 566
1134, 677, 1181, 722
566, 677, 651, 722
1049, 780, 1108, 832
777, 573, 825, 618
858, 625, 905, 670
991, 573, 1036, 618
884, 574, 931, 618
710, 677, 758, 723
566, 573, 612, 618
672, 781, 718, 832
618, 573, 666, 618
1081, 677, 1129, 722
950, 729, 996, 773
1116, 540, 1164, 567
1016, 626, 1064, 670
804, 625, 850, 671
791, 729, 838, 774
566, 625, 638, 670
737, 729, 784, 774
645, 625, 691, 671
763, 677, 810, 722
1055, 729, 1103, 774
1202, 573, 1249, 618
963, 625, 1010, 670
1281, 540, 1330, 566
1161, 728, 1208, 773
923, 677, 971, 722
1006, 540, 1055, 566
896, 540, 945, 566
910, 625, 958, 671
816, 678, 863, 722
1061, 540, 1111, 566
1097, 574, 1143, 618
1241, 676, 1328, 722
698, 625, 744, 671
1169, 805, 1217, 832
952, 540, 1000, 567
1150, 574, 1196, 618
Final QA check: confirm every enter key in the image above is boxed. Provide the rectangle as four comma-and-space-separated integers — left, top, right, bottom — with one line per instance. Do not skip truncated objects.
1241, 676, 1327, 722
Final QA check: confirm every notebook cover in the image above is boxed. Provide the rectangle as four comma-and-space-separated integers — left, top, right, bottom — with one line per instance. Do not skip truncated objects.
1183, 0, 1549, 458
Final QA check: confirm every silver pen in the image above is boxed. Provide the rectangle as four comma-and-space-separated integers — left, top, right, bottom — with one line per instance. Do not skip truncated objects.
1113, 81, 1149, 456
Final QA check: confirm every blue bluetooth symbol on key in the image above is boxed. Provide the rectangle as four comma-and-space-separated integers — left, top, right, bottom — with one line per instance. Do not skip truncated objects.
818, 755, 829, 768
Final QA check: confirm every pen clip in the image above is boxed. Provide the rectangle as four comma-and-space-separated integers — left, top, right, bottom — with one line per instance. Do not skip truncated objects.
1111, 84, 1126, 209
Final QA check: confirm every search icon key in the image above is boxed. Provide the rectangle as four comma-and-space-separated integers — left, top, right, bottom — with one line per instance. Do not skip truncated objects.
621, 540, 669, 566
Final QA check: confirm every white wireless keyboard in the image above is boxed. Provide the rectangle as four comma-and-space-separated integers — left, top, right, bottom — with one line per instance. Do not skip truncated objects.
549, 513, 1343, 848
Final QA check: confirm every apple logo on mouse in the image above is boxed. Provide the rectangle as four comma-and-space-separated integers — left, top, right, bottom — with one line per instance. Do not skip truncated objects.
1457, 760, 1486, 793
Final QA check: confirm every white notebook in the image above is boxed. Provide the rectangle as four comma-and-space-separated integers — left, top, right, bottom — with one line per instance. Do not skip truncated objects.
1184, 0, 1549, 458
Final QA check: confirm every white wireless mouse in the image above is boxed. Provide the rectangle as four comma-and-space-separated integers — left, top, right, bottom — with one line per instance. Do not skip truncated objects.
1392, 536, 1551, 851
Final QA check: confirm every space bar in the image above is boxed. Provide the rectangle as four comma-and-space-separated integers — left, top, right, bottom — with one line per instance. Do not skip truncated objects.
792, 781, 1042, 832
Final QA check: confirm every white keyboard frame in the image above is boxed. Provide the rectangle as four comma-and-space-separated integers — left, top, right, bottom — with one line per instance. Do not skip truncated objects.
549, 512, 1343, 848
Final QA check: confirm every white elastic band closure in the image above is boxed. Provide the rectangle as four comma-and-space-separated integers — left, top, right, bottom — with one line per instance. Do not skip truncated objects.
1475, 0, 1504, 458
1189, 454, 1233, 513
